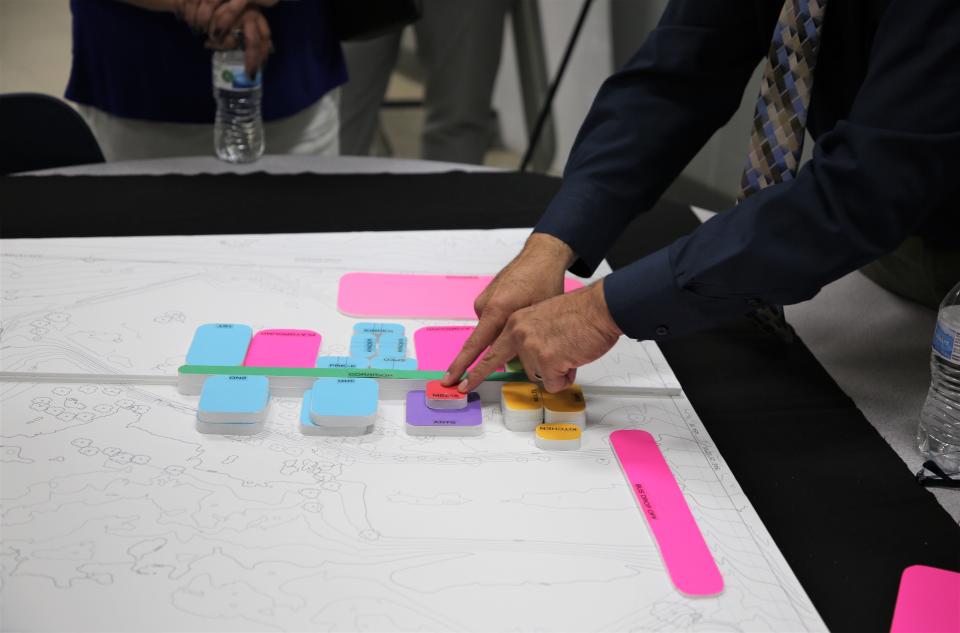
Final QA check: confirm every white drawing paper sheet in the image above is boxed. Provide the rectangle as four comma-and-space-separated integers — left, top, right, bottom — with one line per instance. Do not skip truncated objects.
1, 229, 825, 631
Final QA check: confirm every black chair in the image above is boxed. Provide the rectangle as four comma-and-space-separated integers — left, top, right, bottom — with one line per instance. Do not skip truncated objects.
0, 93, 105, 176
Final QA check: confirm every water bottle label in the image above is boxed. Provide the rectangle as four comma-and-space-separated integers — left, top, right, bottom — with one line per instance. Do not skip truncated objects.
932, 319, 959, 362
213, 61, 262, 91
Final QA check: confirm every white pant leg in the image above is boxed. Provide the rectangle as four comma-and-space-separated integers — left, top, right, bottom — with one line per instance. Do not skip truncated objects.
264, 90, 340, 156
76, 104, 213, 161
76, 92, 339, 161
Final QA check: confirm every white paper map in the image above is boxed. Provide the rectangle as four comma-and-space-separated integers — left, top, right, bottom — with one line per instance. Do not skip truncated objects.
1, 230, 825, 631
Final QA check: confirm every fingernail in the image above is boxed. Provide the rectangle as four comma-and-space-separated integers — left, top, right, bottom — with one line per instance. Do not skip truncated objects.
457, 378, 468, 393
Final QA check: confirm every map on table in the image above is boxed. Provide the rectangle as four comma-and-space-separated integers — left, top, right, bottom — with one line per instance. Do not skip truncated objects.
0, 229, 825, 631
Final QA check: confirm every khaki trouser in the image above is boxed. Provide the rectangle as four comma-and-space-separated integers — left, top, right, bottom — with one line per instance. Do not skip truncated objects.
861, 237, 960, 308
339, 0, 512, 164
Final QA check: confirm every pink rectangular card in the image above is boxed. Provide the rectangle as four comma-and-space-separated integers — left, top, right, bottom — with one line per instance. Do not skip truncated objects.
890, 565, 960, 633
338, 272, 585, 319
610, 429, 724, 596
242, 329, 321, 368
414, 326, 503, 373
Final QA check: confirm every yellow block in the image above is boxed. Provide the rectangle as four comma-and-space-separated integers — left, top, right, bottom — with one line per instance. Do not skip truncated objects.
541, 384, 585, 413
501, 382, 542, 411
535, 423, 582, 441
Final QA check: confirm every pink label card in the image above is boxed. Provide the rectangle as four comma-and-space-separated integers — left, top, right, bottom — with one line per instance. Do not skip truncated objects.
890, 565, 960, 633
414, 326, 503, 373
338, 272, 585, 320
242, 329, 322, 368
609, 429, 724, 597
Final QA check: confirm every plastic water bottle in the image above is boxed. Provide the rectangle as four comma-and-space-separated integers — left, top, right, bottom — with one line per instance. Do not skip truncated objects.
212, 49, 264, 163
917, 280, 960, 472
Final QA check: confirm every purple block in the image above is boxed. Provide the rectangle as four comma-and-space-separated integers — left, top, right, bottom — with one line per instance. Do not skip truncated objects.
405, 390, 482, 435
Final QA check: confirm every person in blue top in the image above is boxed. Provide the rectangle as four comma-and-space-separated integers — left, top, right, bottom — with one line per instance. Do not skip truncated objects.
66, 0, 347, 160
442, 0, 960, 395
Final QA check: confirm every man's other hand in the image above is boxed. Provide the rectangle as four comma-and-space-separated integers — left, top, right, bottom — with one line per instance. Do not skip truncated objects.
442, 232, 576, 388
456, 281, 622, 394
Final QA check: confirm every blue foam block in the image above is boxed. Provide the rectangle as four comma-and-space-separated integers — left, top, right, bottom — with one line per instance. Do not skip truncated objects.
378, 335, 408, 357
370, 356, 418, 370
299, 390, 315, 426
308, 378, 379, 418
186, 323, 252, 366
316, 355, 370, 369
353, 322, 405, 337
349, 334, 377, 357
198, 375, 269, 418
299, 389, 371, 436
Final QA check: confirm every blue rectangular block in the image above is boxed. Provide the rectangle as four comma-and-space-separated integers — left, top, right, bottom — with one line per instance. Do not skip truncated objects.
300, 390, 315, 427
378, 335, 408, 357
299, 378, 378, 436
309, 378, 378, 418
197, 375, 269, 432
186, 323, 252, 366
299, 390, 370, 437
370, 356, 418, 370
316, 355, 370, 369
349, 334, 377, 357
353, 322, 405, 337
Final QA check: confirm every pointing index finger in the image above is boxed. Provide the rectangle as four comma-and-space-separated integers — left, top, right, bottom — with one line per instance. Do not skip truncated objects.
442, 310, 507, 387
458, 332, 515, 393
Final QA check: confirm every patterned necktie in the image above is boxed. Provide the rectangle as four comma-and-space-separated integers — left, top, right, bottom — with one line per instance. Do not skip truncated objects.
739, 0, 827, 200
738, 0, 827, 340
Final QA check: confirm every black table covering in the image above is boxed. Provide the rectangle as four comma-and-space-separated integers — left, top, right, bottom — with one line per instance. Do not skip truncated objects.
3, 172, 958, 632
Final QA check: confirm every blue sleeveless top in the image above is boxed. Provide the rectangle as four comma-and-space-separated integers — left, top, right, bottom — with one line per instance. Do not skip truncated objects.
66, 0, 347, 123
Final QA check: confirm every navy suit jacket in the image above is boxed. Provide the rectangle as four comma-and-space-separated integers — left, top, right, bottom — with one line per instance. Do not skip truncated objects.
535, 0, 960, 340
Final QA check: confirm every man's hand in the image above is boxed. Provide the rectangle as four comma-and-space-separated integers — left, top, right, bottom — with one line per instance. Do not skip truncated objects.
441, 233, 576, 388
206, 0, 277, 40
123, 0, 276, 76
177, 0, 277, 34
204, 7, 272, 76
456, 281, 622, 394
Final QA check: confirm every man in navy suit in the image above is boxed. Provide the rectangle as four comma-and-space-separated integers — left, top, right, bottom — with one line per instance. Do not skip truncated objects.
443, 0, 960, 393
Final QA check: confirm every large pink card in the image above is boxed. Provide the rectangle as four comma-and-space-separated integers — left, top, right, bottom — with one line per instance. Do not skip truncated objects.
242, 329, 321, 368
338, 272, 585, 319
610, 430, 724, 596
414, 326, 502, 372
889, 565, 960, 633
